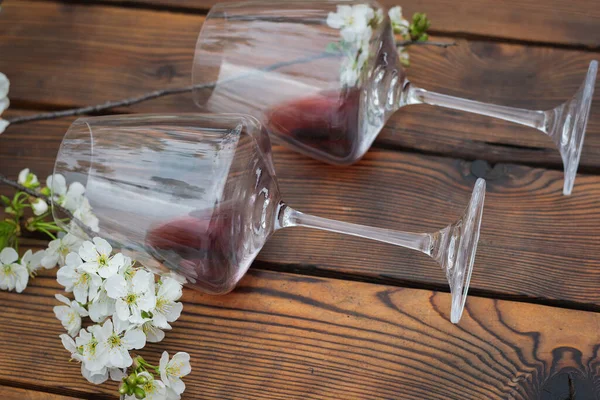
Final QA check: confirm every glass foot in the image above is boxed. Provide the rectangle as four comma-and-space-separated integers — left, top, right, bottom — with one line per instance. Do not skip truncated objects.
551, 60, 597, 195
431, 178, 486, 323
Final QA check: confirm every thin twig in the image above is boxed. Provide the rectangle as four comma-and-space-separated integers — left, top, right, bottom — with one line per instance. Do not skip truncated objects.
6, 84, 206, 125
3, 40, 454, 126
0, 173, 75, 221
397, 40, 456, 48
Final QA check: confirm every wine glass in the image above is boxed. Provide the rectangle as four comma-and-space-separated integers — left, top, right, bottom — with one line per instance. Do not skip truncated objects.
191, 0, 597, 196
51, 113, 486, 324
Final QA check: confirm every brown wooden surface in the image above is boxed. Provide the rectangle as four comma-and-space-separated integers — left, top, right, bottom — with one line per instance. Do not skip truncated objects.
1, 2, 599, 170
3, 111, 600, 307
1, 0, 600, 399
0, 386, 83, 400
2, 266, 600, 399
96, 0, 600, 47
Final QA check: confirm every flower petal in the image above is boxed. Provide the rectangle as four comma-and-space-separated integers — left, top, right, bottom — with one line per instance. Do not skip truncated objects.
13, 264, 29, 293
171, 352, 191, 377
93, 237, 112, 257
55, 293, 72, 306
78, 241, 98, 262
47, 174, 67, 197
81, 364, 108, 385
105, 274, 127, 299
169, 377, 185, 395
158, 277, 183, 301
159, 351, 169, 383
123, 328, 146, 350
115, 298, 130, 321
0, 247, 18, 265
59, 333, 77, 353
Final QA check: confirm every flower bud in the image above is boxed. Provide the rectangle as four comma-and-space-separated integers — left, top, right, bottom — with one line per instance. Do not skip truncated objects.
118, 383, 129, 395
31, 198, 49, 216
126, 373, 138, 386
133, 387, 146, 399
136, 375, 149, 385
132, 356, 144, 370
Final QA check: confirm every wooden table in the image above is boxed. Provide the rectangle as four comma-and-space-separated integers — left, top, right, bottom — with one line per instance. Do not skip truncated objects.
1, 0, 599, 399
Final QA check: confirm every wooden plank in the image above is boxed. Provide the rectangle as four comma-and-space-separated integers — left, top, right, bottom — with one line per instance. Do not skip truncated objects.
2, 112, 600, 306
1, 2, 599, 168
97, 0, 600, 47
0, 386, 83, 400
0, 268, 599, 399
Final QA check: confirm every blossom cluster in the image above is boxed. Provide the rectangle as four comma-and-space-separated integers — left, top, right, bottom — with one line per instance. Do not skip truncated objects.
0, 72, 9, 134
326, 5, 415, 85
0, 169, 100, 294
55, 237, 190, 399
47, 173, 100, 233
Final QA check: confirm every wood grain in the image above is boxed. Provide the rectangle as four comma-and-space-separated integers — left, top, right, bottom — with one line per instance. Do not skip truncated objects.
96, 0, 600, 47
0, 386, 83, 400
1, 267, 600, 399
2, 112, 600, 306
1, 1, 599, 169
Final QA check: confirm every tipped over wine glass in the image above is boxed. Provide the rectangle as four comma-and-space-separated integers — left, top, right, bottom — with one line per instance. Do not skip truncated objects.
192, 0, 597, 195
52, 114, 486, 323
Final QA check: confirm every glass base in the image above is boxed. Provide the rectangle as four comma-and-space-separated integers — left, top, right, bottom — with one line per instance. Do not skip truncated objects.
553, 61, 597, 195
431, 178, 486, 324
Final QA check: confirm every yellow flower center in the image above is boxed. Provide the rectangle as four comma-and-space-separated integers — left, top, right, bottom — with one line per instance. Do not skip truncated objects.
126, 293, 138, 305
108, 334, 121, 349
76, 273, 89, 287
167, 362, 183, 378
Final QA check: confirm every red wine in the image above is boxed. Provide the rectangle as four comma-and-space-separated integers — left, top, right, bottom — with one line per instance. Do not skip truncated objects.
266, 87, 362, 163
146, 208, 237, 292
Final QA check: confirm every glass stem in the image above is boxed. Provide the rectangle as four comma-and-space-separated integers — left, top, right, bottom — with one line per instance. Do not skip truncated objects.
404, 84, 551, 134
275, 202, 433, 255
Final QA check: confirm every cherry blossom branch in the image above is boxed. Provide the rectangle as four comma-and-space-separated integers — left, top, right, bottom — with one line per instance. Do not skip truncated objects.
0, 173, 75, 221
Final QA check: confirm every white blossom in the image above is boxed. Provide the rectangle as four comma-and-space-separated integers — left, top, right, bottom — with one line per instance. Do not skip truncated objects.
20, 249, 45, 275
31, 198, 48, 216
152, 277, 183, 329
124, 372, 167, 400
141, 319, 166, 343
106, 269, 156, 324
47, 174, 68, 201
54, 293, 89, 337
57, 252, 102, 303
159, 351, 191, 395
88, 287, 116, 323
0, 72, 9, 134
62, 331, 125, 385
73, 197, 100, 232
327, 4, 375, 43
95, 319, 146, 368
388, 6, 410, 36
18, 168, 39, 188
62, 181, 86, 212
76, 327, 108, 372
80, 238, 124, 279
41, 233, 82, 269
0, 247, 28, 293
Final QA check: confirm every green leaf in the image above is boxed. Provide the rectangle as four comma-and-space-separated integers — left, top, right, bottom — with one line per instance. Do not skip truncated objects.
0, 220, 17, 250
1, 195, 10, 207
